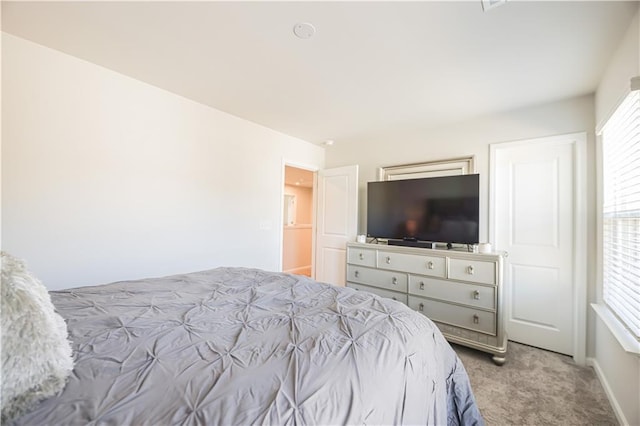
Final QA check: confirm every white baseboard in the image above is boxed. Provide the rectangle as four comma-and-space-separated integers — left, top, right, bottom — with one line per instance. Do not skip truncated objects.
586, 357, 629, 426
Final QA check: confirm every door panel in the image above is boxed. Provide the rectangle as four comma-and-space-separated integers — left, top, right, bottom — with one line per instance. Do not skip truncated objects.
511, 159, 560, 247
511, 264, 561, 328
315, 165, 358, 286
492, 136, 579, 356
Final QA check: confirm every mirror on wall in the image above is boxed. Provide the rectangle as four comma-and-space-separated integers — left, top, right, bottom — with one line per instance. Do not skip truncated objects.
378, 156, 475, 181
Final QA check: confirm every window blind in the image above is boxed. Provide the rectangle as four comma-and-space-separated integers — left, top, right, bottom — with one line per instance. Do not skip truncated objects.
601, 88, 640, 340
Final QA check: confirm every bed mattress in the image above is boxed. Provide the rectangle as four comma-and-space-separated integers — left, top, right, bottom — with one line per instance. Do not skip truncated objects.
15, 267, 483, 425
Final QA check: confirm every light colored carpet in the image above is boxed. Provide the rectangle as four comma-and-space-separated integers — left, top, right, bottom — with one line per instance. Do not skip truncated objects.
453, 341, 618, 426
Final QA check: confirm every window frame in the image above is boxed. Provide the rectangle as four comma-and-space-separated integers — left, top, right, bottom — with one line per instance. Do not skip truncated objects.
595, 81, 640, 354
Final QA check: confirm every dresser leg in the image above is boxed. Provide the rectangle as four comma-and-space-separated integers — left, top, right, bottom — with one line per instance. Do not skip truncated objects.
492, 354, 506, 366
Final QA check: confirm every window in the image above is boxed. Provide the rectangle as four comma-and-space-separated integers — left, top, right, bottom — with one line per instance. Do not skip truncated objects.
601, 88, 640, 341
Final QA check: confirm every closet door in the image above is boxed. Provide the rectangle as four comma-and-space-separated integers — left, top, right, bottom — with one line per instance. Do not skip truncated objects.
491, 133, 586, 360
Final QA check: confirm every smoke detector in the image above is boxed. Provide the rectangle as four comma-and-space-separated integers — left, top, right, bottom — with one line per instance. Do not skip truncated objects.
482, 0, 507, 12
293, 23, 316, 39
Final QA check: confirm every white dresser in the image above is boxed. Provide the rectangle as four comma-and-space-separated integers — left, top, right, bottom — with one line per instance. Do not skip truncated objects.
346, 242, 507, 365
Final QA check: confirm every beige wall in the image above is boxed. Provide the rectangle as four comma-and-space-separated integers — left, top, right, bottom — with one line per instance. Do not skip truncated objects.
1, 33, 325, 290
0, 8, 3, 250
282, 226, 312, 275
282, 184, 313, 274
593, 6, 640, 426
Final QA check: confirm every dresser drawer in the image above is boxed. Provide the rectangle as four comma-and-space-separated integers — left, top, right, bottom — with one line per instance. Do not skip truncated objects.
346, 265, 408, 292
347, 247, 377, 267
408, 276, 496, 310
448, 258, 496, 285
376, 251, 446, 278
347, 282, 408, 304
408, 296, 496, 335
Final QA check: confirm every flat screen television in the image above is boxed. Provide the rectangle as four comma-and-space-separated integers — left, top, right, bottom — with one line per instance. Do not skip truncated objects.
367, 174, 479, 246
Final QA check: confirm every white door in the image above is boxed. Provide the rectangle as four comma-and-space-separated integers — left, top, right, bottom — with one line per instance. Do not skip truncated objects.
491, 133, 586, 357
315, 165, 359, 286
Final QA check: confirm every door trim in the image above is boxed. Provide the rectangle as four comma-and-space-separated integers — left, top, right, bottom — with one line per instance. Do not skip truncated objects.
280, 160, 319, 278
489, 132, 587, 365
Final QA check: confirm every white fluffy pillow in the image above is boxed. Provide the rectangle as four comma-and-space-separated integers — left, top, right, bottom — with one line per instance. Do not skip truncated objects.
1, 252, 74, 423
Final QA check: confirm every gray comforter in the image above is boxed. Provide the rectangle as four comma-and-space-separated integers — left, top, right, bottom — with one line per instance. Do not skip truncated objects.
16, 267, 484, 425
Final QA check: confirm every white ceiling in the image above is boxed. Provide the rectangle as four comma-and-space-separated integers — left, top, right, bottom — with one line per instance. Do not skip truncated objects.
2, 1, 637, 146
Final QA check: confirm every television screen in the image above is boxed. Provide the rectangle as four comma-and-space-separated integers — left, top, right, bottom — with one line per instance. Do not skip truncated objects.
367, 174, 479, 245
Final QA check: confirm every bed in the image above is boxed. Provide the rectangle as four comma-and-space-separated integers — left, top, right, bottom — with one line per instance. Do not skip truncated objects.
9, 266, 483, 425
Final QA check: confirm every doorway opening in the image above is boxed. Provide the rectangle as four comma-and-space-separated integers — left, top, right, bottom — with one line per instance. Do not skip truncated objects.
282, 165, 315, 277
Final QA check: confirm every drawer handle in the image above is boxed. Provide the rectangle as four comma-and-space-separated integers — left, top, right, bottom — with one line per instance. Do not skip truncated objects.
473, 290, 480, 300
386, 256, 391, 264
354, 270, 359, 278
392, 277, 398, 285
359, 253, 364, 260
427, 261, 434, 270
473, 314, 479, 324
467, 265, 474, 275
419, 303, 424, 312
419, 281, 425, 290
